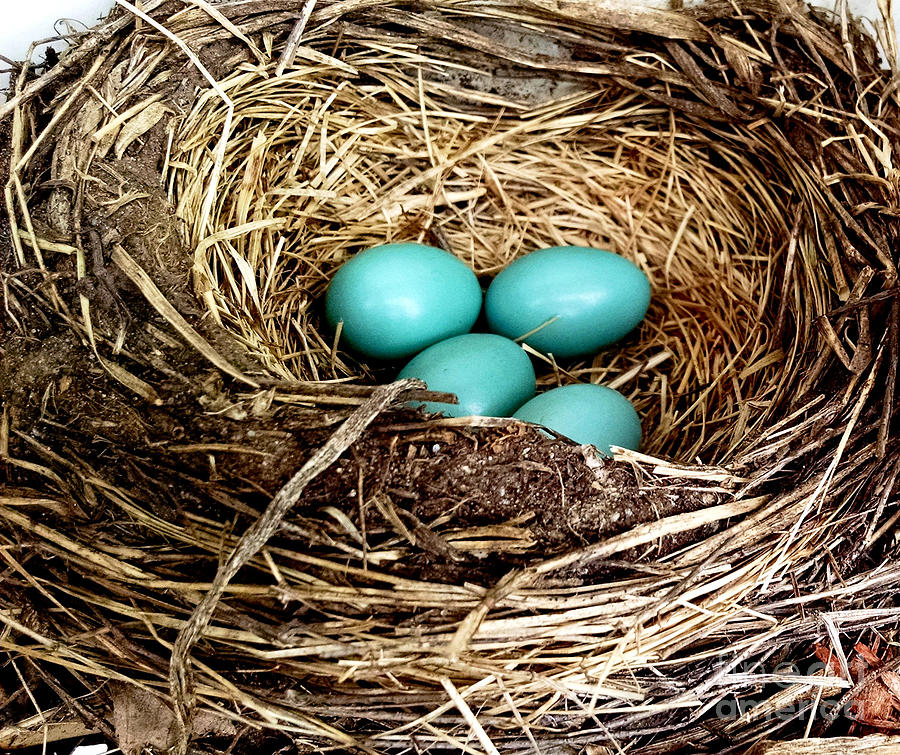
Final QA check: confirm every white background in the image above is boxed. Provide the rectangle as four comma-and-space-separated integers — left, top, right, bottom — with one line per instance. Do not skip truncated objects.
1, 0, 116, 61
1, 0, 116, 97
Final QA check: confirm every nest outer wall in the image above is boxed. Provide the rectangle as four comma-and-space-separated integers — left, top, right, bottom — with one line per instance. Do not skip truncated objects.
2, 0, 900, 753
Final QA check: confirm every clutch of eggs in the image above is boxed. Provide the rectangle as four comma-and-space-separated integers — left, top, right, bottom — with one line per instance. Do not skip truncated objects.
325, 242, 650, 452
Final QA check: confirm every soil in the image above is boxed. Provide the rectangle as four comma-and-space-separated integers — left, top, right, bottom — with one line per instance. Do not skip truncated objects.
0, 120, 11, 274
301, 422, 724, 584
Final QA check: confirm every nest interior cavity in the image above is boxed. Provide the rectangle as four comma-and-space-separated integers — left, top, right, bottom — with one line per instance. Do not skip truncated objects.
171, 34, 830, 461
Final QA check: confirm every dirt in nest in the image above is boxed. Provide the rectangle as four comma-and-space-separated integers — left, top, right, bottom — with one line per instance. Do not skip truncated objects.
0, 120, 11, 275
292, 422, 726, 584
0, 60, 261, 436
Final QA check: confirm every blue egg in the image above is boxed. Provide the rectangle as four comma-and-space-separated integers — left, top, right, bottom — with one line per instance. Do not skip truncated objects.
326, 243, 482, 360
485, 246, 650, 358
513, 383, 641, 456
398, 334, 536, 418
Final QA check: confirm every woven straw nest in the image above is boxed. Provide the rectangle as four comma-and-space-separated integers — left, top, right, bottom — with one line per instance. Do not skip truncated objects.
2, 0, 900, 753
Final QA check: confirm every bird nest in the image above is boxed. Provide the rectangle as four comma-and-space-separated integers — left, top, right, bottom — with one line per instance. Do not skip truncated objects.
2, 0, 900, 753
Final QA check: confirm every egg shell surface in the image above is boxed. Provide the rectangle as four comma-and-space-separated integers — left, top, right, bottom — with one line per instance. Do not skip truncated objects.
326, 243, 483, 360
513, 383, 641, 456
485, 246, 651, 357
398, 333, 536, 418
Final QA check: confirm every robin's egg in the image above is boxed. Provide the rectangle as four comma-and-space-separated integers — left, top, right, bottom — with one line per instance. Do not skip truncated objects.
513, 383, 641, 456
326, 243, 482, 360
485, 246, 650, 358
398, 333, 536, 418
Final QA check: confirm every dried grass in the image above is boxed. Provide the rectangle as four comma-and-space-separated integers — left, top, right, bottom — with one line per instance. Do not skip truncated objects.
2, 0, 900, 753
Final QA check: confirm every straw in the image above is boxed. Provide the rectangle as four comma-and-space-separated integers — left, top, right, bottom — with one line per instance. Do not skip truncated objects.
166, 42, 832, 462
2, 0, 899, 753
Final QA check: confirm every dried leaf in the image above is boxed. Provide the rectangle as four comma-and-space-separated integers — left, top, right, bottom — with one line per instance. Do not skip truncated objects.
856, 642, 885, 668
111, 684, 236, 755
720, 37, 761, 95
881, 671, 900, 709
114, 101, 170, 158
814, 642, 844, 677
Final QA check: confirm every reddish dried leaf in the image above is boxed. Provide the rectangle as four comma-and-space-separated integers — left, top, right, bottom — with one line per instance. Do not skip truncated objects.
881, 671, 900, 710
856, 642, 884, 668
849, 680, 899, 730
815, 642, 845, 677
849, 716, 900, 731
851, 655, 871, 681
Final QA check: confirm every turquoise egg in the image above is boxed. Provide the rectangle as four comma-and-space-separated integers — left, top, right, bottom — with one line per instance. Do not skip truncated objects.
513, 383, 641, 456
485, 246, 651, 358
326, 243, 482, 360
398, 334, 536, 418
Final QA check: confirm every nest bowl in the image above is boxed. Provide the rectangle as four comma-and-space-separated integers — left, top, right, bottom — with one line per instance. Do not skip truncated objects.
2, 0, 900, 753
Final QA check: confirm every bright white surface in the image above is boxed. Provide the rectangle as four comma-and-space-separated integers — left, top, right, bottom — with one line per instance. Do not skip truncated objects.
1, 0, 115, 98
71, 745, 113, 755
1, 0, 115, 61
